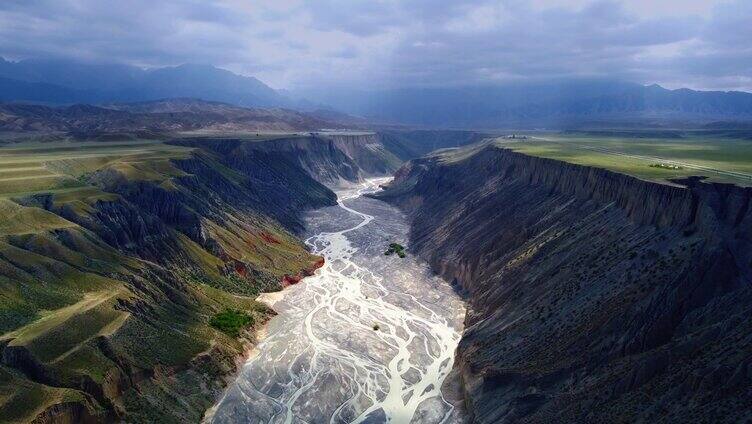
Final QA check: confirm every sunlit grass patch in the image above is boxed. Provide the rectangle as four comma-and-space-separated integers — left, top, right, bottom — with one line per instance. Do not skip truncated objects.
0, 200, 76, 235
209, 309, 254, 337
495, 132, 752, 186
0, 139, 193, 197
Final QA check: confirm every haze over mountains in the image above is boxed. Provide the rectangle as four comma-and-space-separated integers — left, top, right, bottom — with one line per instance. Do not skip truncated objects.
2, 57, 752, 129
301, 81, 752, 128
0, 58, 291, 108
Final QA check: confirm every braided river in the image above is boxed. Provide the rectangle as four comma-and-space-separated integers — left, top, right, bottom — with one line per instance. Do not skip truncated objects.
208, 179, 466, 423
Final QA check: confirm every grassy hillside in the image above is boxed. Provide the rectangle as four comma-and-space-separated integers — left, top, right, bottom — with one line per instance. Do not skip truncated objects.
0, 138, 334, 422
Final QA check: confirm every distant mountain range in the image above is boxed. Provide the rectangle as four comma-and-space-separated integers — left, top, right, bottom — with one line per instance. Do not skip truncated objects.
298, 80, 752, 128
0, 58, 291, 107
2, 57, 752, 129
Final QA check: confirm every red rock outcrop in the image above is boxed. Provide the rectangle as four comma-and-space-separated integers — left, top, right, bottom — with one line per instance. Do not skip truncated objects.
281, 256, 325, 287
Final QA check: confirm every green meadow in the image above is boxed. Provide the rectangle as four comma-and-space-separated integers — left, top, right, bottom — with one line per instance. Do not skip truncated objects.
495, 131, 752, 186
0, 139, 193, 198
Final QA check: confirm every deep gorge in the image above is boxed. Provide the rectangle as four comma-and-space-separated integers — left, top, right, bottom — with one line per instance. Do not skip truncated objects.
4, 131, 750, 423
0, 130, 479, 423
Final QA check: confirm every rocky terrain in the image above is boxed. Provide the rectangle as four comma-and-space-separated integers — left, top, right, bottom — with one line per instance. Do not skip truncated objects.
376, 143, 752, 423
171, 134, 393, 187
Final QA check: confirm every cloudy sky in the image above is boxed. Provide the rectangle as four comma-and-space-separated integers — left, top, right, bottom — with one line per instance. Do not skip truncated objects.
0, 0, 750, 91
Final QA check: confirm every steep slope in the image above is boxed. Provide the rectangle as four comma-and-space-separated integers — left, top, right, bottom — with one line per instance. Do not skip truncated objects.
0, 58, 142, 92
0, 139, 344, 422
175, 133, 404, 185
376, 144, 752, 423
171, 130, 489, 187
318, 133, 403, 176
132, 64, 289, 107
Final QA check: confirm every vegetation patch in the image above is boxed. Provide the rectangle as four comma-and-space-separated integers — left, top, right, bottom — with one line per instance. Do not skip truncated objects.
384, 242, 406, 258
185, 270, 273, 297
209, 309, 254, 337
649, 163, 684, 170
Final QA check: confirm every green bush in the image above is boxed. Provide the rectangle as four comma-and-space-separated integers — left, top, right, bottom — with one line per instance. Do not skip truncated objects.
209, 309, 254, 337
384, 243, 406, 258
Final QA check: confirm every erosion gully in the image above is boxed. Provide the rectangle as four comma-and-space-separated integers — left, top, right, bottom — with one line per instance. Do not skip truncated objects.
207, 178, 466, 423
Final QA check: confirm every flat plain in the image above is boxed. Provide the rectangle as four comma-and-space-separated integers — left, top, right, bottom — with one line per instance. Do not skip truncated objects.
0, 139, 193, 198
495, 131, 752, 186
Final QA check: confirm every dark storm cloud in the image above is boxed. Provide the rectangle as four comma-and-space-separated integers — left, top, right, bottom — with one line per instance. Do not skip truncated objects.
0, 0, 249, 64
0, 0, 749, 90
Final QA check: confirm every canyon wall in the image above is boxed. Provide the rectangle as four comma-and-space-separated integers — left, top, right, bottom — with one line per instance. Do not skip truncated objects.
0, 137, 363, 422
376, 144, 752, 423
175, 133, 403, 186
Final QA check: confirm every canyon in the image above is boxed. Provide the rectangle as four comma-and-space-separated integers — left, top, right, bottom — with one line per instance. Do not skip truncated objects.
208, 179, 465, 423
3, 4, 752, 422
0, 130, 478, 422
2, 123, 751, 423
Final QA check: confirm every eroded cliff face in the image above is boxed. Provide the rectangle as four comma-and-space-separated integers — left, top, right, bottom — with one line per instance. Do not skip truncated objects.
0, 139, 351, 422
172, 130, 488, 187
176, 133, 403, 186
322, 133, 403, 176
376, 145, 752, 423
